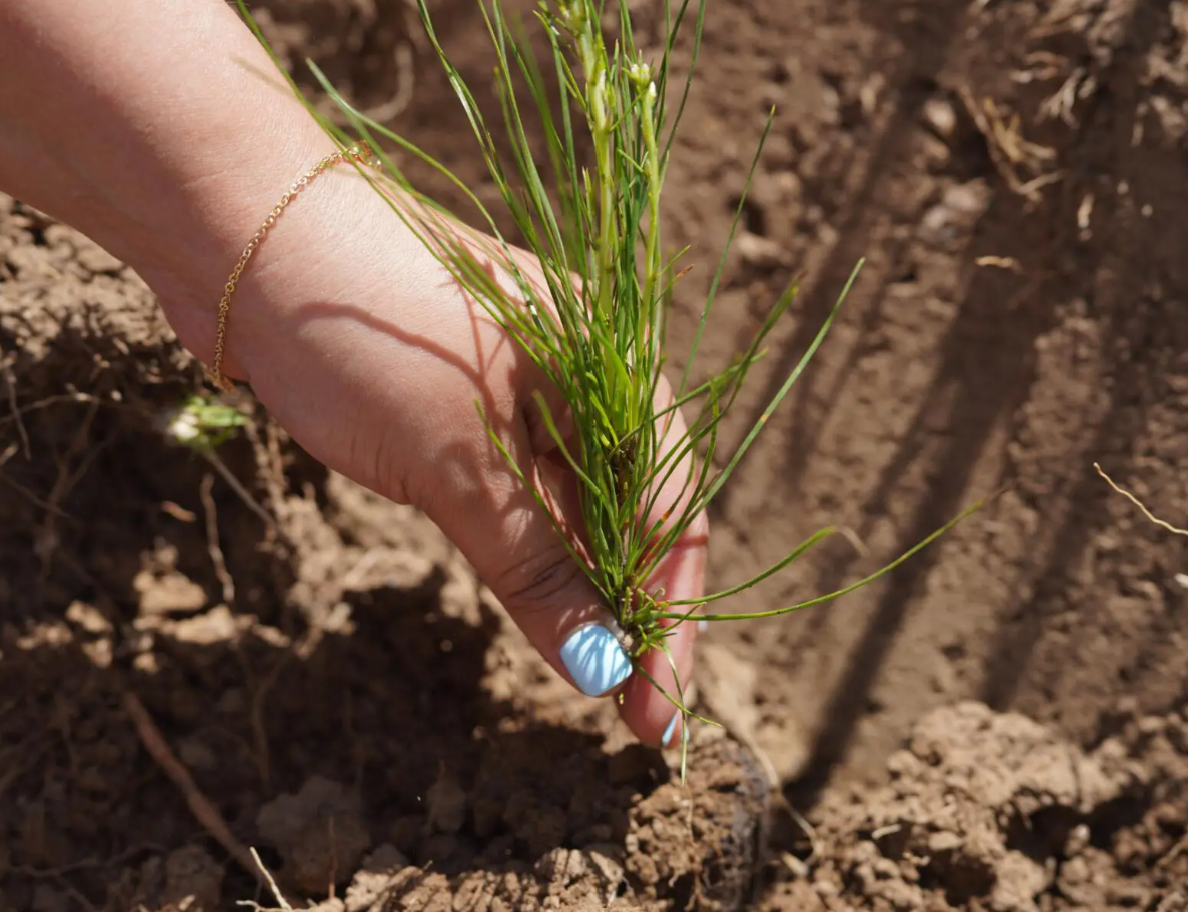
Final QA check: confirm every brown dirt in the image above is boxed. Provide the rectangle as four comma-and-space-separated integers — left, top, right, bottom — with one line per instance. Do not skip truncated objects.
3, 0, 1188, 909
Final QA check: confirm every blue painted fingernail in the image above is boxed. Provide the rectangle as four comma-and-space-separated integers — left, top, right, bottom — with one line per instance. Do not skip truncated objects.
559, 623, 633, 696
662, 712, 680, 748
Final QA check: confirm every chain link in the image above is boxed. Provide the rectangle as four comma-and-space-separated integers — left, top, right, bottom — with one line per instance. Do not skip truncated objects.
209, 143, 376, 390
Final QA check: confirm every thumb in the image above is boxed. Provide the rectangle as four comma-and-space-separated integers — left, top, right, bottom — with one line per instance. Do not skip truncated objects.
417, 383, 639, 706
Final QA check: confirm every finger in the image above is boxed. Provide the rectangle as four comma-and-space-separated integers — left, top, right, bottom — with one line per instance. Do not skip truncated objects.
418, 368, 639, 705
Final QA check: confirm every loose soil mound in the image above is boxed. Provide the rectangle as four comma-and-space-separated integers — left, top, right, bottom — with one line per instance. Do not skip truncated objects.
765, 701, 1188, 911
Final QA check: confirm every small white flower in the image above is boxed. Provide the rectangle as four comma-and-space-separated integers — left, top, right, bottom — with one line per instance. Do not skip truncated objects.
167, 411, 201, 444
554, 0, 584, 31
628, 61, 652, 85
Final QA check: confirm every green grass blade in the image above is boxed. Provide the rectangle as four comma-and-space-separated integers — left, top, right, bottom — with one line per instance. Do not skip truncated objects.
676, 108, 777, 400
666, 527, 835, 605
664, 500, 985, 622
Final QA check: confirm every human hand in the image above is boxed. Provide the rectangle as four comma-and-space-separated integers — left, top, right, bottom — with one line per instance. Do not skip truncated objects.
158, 162, 707, 748
0, 0, 705, 748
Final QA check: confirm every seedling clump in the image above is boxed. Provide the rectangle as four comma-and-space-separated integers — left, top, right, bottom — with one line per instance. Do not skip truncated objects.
164, 394, 247, 451
237, 0, 974, 757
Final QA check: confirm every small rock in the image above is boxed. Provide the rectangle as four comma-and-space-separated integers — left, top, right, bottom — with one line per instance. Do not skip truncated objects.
65, 601, 112, 635
389, 814, 424, 852
166, 606, 240, 646
286, 811, 372, 893
257, 778, 359, 845
735, 231, 786, 268
420, 833, 458, 864
928, 830, 963, 853
919, 181, 990, 247
135, 568, 207, 616
361, 844, 408, 872
922, 97, 957, 139
1064, 823, 1091, 856
177, 736, 218, 772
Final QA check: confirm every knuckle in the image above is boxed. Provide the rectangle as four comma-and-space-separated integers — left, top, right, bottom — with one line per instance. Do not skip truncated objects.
494, 546, 584, 615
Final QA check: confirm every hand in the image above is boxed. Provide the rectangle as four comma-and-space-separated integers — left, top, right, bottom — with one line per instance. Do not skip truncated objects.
0, 0, 706, 748
158, 162, 707, 748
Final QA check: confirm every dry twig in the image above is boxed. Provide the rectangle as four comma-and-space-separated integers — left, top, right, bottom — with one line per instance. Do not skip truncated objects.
1094, 463, 1188, 537
959, 87, 1062, 203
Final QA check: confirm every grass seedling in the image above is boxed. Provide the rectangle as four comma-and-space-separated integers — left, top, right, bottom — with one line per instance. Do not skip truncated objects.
164, 394, 247, 452
235, 0, 978, 769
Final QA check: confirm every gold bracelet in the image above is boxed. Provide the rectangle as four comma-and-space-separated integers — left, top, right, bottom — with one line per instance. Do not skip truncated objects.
208, 142, 376, 391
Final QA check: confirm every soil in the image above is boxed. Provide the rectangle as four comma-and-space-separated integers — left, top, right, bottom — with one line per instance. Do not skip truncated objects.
2, 0, 1188, 910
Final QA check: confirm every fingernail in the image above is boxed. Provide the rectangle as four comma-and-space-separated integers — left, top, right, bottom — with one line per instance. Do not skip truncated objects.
697, 620, 709, 633
661, 712, 681, 748
559, 623, 633, 696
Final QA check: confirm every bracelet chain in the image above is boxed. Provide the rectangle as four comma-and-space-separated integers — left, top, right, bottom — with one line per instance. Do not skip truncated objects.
209, 142, 376, 390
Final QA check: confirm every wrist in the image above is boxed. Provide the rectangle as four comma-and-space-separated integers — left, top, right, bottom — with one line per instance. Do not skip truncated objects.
139, 122, 355, 380
0, 0, 347, 378
196, 143, 386, 388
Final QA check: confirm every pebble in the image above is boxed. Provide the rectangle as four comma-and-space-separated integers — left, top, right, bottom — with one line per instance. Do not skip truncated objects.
922, 97, 957, 139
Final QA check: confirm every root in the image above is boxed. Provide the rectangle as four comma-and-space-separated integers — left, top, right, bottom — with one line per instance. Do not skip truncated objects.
35, 398, 105, 582
0, 731, 51, 801
1038, 65, 1093, 126
11, 843, 161, 879
247, 652, 290, 796
122, 690, 258, 878
1, 354, 30, 459
200, 446, 279, 538
237, 847, 295, 912
200, 471, 236, 604
242, 415, 292, 549
359, 42, 416, 123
